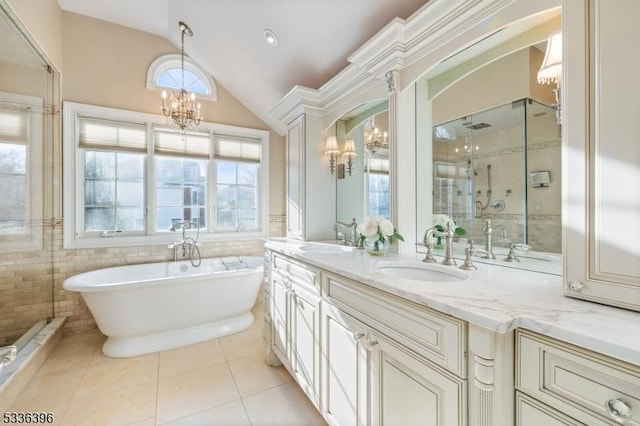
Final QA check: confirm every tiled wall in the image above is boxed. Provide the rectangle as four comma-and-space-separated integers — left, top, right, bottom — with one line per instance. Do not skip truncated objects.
1, 215, 286, 345
0, 221, 56, 346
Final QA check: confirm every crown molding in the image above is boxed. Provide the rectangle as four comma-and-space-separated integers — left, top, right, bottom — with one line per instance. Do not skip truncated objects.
271, 0, 559, 130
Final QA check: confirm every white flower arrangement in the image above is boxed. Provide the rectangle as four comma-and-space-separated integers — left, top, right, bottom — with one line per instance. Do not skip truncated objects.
432, 214, 466, 236
357, 216, 404, 246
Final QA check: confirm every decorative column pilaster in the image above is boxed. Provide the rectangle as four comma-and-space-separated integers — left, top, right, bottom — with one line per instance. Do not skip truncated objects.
385, 69, 399, 225
468, 324, 514, 426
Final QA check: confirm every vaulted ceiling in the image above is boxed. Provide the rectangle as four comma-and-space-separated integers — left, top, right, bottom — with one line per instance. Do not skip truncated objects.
57, 0, 430, 135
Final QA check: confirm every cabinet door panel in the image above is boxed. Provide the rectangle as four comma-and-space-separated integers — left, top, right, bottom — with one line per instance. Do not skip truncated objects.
291, 287, 320, 405
373, 334, 465, 426
564, 0, 640, 310
322, 302, 368, 426
286, 114, 305, 239
590, 0, 640, 284
271, 276, 289, 364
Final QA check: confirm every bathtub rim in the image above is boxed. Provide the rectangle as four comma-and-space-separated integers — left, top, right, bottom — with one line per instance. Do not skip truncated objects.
62, 256, 264, 293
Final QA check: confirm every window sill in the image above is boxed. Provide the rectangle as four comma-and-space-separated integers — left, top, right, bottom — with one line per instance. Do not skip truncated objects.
63, 230, 267, 250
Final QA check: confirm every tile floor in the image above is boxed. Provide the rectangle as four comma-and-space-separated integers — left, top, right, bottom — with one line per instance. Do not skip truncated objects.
8, 303, 326, 426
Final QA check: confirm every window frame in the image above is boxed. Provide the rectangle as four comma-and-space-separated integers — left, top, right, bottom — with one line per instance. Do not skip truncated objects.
0, 91, 43, 252
146, 54, 217, 101
63, 102, 269, 249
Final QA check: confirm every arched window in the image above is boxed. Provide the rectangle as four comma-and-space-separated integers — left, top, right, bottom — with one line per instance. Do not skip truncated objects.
146, 54, 217, 101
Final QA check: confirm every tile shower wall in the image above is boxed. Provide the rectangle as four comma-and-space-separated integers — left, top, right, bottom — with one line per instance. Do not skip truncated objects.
0, 221, 56, 346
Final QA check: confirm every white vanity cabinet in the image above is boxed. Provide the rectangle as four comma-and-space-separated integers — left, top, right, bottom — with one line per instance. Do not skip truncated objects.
564, 0, 640, 310
321, 300, 465, 426
321, 270, 467, 426
516, 330, 640, 425
267, 252, 321, 405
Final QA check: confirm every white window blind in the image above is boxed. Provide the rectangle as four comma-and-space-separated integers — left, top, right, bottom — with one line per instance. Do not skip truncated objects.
78, 117, 146, 152
369, 157, 389, 173
0, 109, 28, 144
154, 128, 210, 158
214, 136, 261, 162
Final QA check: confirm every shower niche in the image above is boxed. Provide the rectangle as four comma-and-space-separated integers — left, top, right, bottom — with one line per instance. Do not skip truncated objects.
432, 98, 561, 255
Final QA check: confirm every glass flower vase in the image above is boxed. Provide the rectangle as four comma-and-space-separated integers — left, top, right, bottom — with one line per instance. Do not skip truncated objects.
364, 238, 389, 256
433, 236, 444, 249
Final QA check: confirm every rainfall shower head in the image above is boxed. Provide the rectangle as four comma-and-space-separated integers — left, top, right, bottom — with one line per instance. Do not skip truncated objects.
465, 123, 491, 131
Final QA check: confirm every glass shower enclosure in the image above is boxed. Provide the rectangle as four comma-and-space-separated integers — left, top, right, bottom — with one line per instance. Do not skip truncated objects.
432, 98, 561, 254
0, 1, 57, 376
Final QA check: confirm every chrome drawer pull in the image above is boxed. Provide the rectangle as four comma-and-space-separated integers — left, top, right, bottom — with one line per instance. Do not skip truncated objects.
606, 398, 633, 423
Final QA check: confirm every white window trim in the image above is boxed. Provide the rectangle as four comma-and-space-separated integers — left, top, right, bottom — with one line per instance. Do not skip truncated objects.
63, 102, 269, 249
146, 54, 217, 101
0, 91, 43, 252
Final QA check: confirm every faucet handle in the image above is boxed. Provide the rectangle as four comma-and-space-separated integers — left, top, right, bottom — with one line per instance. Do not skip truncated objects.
460, 247, 478, 270
422, 242, 437, 263
504, 243, 521, 262
460, 242, 489, 270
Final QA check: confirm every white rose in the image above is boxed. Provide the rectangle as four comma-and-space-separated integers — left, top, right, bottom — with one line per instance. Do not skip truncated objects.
433, 214, 454, 229
378, 218, 394, 237
357, 218, 379, 238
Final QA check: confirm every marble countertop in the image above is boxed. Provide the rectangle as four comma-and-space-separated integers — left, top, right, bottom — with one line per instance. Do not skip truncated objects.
265, 238, 640, 366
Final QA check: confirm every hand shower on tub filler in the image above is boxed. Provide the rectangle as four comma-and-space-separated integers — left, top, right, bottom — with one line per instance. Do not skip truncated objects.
168, 219, 202, 266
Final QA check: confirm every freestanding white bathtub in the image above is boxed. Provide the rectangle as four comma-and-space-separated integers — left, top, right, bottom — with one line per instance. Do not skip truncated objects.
63, 256, 264, 357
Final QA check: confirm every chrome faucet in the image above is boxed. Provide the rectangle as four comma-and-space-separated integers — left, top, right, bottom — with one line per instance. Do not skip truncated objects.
333, 218, 360, 247
482, 219, 507, 259
168, 221, 201, 265
422, 222, 456, 265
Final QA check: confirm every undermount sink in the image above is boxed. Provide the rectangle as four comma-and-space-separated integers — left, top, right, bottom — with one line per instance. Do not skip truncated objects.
375, 262, 469, 283
298, 243, 354, 253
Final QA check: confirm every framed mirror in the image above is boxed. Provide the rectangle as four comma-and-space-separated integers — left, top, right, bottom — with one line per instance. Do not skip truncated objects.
415, 9, 562, 275
335, 100, 390, 227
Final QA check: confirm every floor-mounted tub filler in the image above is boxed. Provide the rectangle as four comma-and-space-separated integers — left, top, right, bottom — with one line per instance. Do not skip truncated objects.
63, 256, 264, 357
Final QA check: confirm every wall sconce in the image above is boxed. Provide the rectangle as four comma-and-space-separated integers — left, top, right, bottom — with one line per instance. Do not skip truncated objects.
537, 30, 563, 124
341, 139, 357, 176
324, 135, 340, 174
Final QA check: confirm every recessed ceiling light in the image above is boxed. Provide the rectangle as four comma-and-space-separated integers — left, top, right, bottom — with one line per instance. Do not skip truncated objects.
264, 29, 278, 46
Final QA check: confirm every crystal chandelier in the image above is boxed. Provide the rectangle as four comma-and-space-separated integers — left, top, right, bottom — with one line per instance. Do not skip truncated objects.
161, 21, 202, 131
364, 117, 388, 155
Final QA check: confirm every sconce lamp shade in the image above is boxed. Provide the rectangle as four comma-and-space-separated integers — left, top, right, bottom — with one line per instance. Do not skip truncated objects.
342, 139, 357, 158
324, 135, 340, 155
537, 31, 563, 85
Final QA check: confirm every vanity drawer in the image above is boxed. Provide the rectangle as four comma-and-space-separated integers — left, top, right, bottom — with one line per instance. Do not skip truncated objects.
516, 330, 640, 425
323, 271, 467, 378
272, 253, 320, 295
516, 392, 584, 426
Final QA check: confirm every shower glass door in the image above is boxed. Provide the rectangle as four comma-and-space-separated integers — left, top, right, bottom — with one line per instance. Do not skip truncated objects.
0, 1, 56, 360
432, 99, 532, 250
